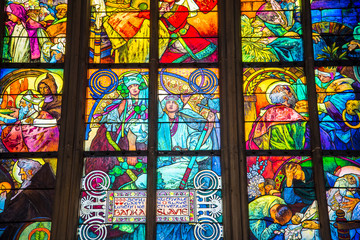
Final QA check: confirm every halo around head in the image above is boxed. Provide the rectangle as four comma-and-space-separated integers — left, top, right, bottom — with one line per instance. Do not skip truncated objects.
12, 158, 45, 184
34, 72, 63, 94
266, 81, 292, 104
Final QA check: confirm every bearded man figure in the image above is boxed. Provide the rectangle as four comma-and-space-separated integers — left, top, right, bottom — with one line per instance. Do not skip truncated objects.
246, 84, 310, 179
1, 90, 59, 152
247, 84, 309, 151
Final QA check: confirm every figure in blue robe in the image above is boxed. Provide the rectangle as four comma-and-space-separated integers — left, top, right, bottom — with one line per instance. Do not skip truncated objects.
292, 67, 358, 150
315, 68, 357, 150
135, 95, 215, 189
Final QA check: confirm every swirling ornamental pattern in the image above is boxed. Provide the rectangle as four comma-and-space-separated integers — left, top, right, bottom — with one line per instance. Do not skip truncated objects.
79, 170, 223, 240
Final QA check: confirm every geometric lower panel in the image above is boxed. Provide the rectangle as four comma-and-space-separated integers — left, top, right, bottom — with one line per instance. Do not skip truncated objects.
156, 223, 223, 240
79, 156, 147, 239
156, 190, 222, 223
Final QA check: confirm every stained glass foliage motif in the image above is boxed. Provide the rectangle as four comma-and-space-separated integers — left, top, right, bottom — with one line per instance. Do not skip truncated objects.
240, 0, 303, 62
3, 1, 68, 63
322, 156, 360, 240
85, 69, 149, 152
315, 66, 360, 150
0, 158, 57, 239
158, 68, 220, 151
0, 68, 63, 153
311, 0, 360, 61
78, 157, 147, 240
247, 156, 320, 240
89, 0, 151, 63
243, 67, 310, 150
158, 0, 218, 63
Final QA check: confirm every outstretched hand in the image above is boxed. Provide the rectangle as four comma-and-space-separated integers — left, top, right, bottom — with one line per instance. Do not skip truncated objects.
342, 196, 360, 213
285, 164, 296, 187
302, 221, 320, 229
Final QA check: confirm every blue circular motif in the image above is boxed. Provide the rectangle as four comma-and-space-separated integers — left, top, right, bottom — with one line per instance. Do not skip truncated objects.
89, 69, 118, 98
188, 69, 218, 95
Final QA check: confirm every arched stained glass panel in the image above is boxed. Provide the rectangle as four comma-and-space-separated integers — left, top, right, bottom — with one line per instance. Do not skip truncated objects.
0, 0, 68, 238
78, 0, 222, 239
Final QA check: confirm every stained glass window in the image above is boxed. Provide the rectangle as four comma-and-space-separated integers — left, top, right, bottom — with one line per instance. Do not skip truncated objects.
243, 0, 360, 239
240, 0, 303, 62
315, 66, 360, 150
3, 1, 67, 63
0, 70, 63, 235
323, 156, 360, 239
78, 1, 222, 239
89, 0, 150, 63
309, 1, 360, 238
156, 68, 222, 239
243, 67, 309, 150
158, 2, 218, 63
247, 156, 319, 239
0, 0, 68, 238
0, 68, 62, 152
1, 0, 360, 239
311, 0, 360, 61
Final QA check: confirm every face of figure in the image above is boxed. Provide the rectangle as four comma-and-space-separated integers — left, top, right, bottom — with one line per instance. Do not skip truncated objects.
318, 73, 332, 83
160, 1, 172, 14
291, 214, 301, 225
18, 100, 31, 120
289, 164, 305, 181
56, 7, 67, 19
7, 13, 19, 23
293, 165, 303, 179
39, 7, 48, 21
265, 184, 274, 194
128, 84, 140, 96
271, 85, 297, 107
19, 99, 27, 108
27, 9, 40, 21
39, 83, 51, 95
344, 175, 357, 186
270, 204, 280, 224
166, 100, 179, 113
